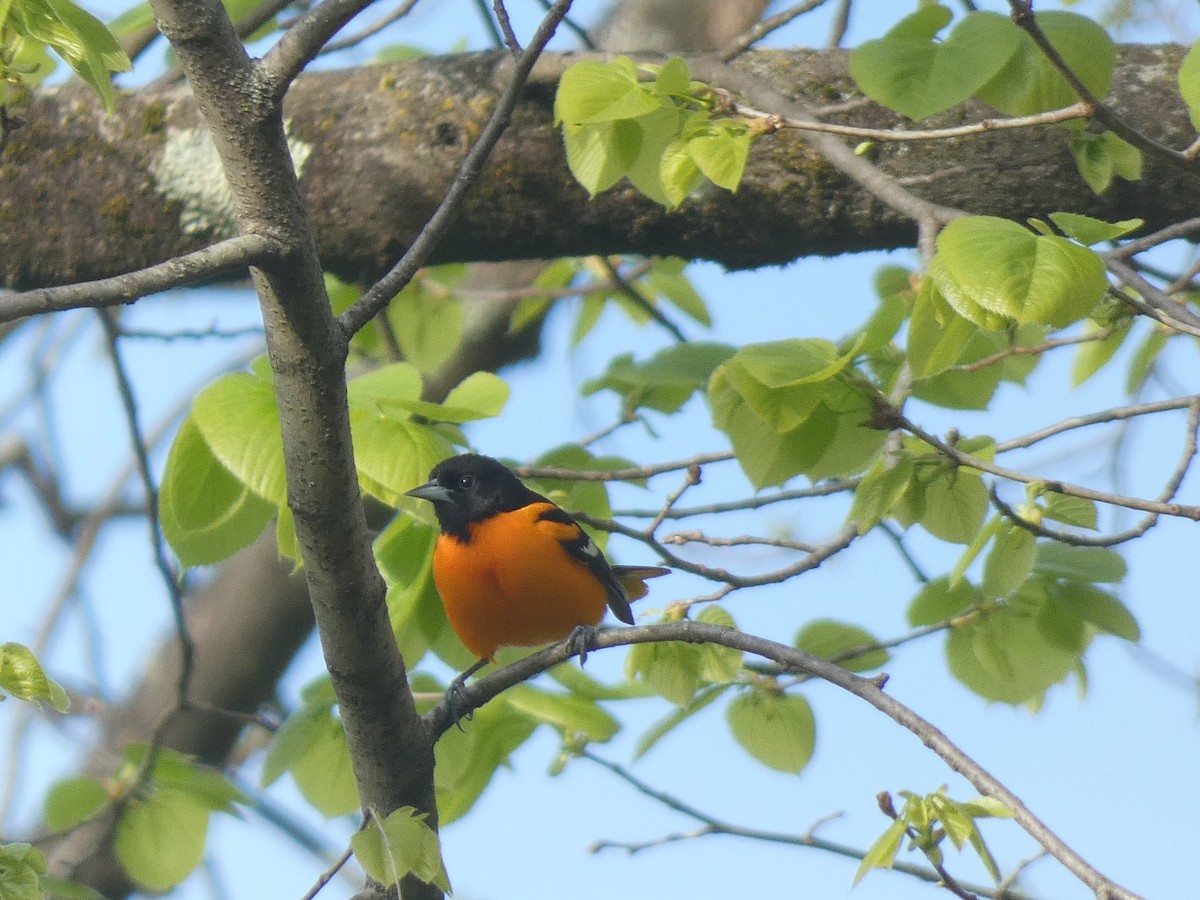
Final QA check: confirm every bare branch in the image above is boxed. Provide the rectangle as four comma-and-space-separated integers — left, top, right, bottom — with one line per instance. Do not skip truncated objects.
259, 0, 379, 97
0, 235, 282, 324
337, 0, 577, 336
423, 621, 1143, 900
582, 750, 1039, 900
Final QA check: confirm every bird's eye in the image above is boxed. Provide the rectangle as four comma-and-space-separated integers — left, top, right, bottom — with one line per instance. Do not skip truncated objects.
458, 475, 474, 489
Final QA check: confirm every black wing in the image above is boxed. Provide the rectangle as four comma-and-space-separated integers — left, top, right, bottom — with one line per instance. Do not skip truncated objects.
536, 505, 635, 625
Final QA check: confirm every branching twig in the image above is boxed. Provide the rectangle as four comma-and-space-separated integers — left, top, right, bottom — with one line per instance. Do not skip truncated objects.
0, 235, 283, 324
733, 99, 1092, 144
718, 0, 832, 60
582, 751, 1037, 900
422, 621, 1143, 900
892, 408, 1200, 521
1007, 1, 1193, 172
259, 0, 379, 97
337, 0, 576, 337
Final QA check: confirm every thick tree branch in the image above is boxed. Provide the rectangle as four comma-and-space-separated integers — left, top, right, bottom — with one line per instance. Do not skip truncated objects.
3, 45, 1195, 290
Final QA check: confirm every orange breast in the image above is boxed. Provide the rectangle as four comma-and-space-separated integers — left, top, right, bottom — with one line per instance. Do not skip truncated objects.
431, 502, 608, 660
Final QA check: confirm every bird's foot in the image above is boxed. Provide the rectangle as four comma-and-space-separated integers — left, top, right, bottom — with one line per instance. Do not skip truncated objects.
565, 624, 600, 666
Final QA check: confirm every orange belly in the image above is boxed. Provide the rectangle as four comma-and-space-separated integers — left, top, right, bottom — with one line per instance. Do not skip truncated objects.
431, 502, 608, 660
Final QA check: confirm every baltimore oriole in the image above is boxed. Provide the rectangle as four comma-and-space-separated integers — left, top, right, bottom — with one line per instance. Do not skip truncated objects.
406, 454, 669, 679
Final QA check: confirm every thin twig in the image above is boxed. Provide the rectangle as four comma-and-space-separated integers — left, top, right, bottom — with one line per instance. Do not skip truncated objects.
718, 0, 832, 60
733, 99, 1092, 144
581, 751, 1037, 900
300, 846, 355, 900
423, 621, 1143, 900
0, 234, 282, 324
338, 0, 576, 336
97, 310, 192, 703
321, 0, 422, 54
1007, 1, 1193, 171
892, 408, 1200, 521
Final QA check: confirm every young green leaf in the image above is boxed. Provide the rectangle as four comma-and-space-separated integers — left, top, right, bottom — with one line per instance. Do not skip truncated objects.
795, 620, 889, 672
932, 216, 1108, 329
43, 778, 108, 832
981, 526, 1036, 598
1180, 40, 1200, 130
850, 9, 1020, 121
0, 842, 47, 900
159, 417, 276, 567
725, 689, 815, 774
505, 685, 620, 742
1034, 543, 1126, 583
114, 789, 210, 891
976, 11, 1115, 115
554, 57, 662, 125
190, 370, 287, 505
351, 807, 452, 894
0, 642, 69, 712
853, 818, 908, 886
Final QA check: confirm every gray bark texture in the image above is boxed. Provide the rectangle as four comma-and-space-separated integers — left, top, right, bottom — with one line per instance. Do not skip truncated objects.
2, 44, 1194, 291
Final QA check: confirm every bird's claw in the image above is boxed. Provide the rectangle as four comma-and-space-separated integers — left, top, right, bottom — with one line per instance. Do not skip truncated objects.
565, 624, 600, 666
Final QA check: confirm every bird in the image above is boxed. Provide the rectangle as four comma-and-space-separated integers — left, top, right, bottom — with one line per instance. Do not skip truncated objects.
405, 453, 669, 698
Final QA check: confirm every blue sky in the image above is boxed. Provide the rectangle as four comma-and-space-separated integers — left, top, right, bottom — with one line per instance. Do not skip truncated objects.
3, 2, 1199, 899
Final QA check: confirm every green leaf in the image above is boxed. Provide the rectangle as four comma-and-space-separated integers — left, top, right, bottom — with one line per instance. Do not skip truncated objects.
435, 697, 537, 823
289, 714, 359, 818
726, 689, 815, 774
795, 620, 889, 672
849, 9, 1020, 121
0, 842, 47, 900
684, 121, 751, 191
114, 788, 210, 891
0, 642, 69, 711
1125, 326, 1167, 394
695, 606, 743, 681
44, 778, 108, 832
190, 370, 286, 505
623, 106, 691, 207
10, 0, 131, 113
976, 11, 1115, 115
352, 417, 454, 507
633, 684, 729, 759
561, 120, 637, 196
946, 584, 1086, 704
346, 362, 423, 414
1180, 41, 1200, 130
907, 576, 980, 627
1052, 582, 1139, 641
505, 685, 620, 742
981, 526, 1036, 598
625, 640, 704, 706
906, 276, 979, 377
1048, 212, 1142, 246
554, 57, 662, 124
1070, 319, 1131, 387
443, 372, 510, 419
1069, 130, 1143, 194
932, 216, 1108, 329
644, 257, 711, 325
1040, 493, 1098, 530
849, 457, 914, 534
854, 819, 908, 885
159, 417, 275, 567
1034, 543, 1126, 583
351, 807, 451, 894
921, 468, 988, 544
387, 282, 464, 374
583, 342, 735, 415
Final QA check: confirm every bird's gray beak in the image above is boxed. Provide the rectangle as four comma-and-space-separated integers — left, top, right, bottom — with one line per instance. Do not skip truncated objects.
405, 480, 452, 504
